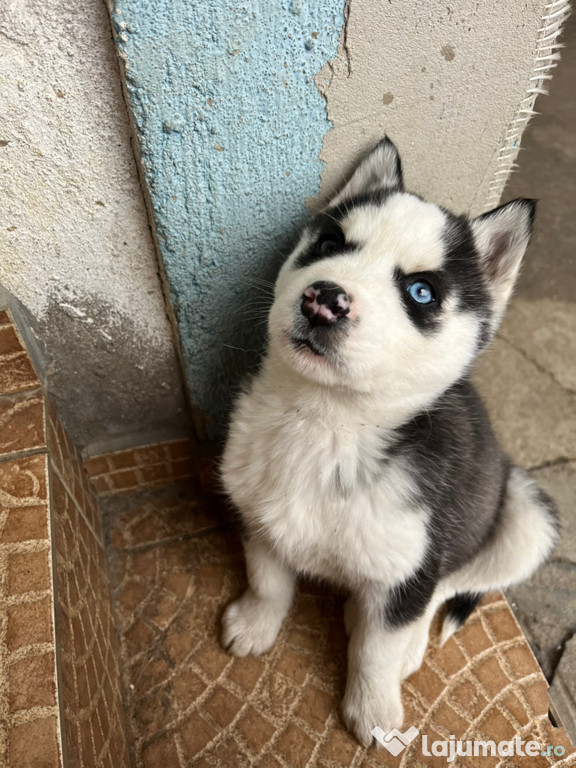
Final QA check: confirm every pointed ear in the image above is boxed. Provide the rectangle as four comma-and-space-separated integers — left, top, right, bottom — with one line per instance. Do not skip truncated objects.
330, 136, 404, 206
471, 199, 536, 311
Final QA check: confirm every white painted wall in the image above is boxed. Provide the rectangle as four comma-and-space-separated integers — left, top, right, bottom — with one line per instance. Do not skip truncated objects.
317, 0, 569, 216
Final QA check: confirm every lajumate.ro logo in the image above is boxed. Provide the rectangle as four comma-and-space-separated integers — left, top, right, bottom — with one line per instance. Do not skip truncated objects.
371, 726, 568, 762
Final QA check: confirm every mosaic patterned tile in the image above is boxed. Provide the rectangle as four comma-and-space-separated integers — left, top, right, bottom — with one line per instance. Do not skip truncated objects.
0, 310, 40, 395
47, 395, 102, 543
0, 453, 61, 768
103, 483, 576, 768
51, 467, 130, 768
84, 439, 196, 496
0, 389, 45, 458
0, 307, 129, 767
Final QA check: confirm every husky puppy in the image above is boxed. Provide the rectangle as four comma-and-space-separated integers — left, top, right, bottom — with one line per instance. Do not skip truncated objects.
220, 138, 558, 747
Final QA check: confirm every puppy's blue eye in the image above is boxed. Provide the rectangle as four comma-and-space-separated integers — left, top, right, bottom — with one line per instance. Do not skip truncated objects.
407, 280, 435, 305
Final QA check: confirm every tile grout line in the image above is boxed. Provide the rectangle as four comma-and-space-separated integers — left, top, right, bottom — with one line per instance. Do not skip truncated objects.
0, 446, 49, 465
0, 386, 44, 403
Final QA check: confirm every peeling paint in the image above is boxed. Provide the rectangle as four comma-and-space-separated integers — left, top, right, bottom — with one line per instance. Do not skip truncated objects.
111, 0, 346, 432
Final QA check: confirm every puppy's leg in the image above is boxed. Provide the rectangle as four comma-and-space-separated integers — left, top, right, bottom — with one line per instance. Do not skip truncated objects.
344, 593, 360, 637
222, 536, 295, 657
342, 574, 436, 747
400, 589, 447, 679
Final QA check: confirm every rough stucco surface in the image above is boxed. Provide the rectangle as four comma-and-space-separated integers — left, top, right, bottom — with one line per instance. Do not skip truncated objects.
110, 0, 344, 434
110, 0, 568, 432
0, 0, 188, 452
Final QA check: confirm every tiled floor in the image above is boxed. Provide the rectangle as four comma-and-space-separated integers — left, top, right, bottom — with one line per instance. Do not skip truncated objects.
102, 481, 576, 768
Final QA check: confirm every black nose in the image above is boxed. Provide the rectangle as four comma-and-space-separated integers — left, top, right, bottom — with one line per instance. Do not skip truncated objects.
301, 281, 351, 327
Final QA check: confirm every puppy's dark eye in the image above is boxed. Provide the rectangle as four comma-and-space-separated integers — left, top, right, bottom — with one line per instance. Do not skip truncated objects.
315, 230, 344, 256
407, 280, 436, 305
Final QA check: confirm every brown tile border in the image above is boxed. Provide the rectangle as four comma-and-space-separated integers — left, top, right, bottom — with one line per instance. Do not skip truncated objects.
0, 390, 46, 459
0, 309, 41, 396
46, 396, 102, 543
84, 439, 196, 496
0, 451, 62, 768
51, 469, 130, 768
0, 307, 130, 767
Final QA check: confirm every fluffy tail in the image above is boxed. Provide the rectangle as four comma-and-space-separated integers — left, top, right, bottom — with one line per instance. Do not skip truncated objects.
440, 592, 483, 645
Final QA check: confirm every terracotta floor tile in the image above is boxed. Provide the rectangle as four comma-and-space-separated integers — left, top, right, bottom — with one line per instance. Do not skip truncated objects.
0, 504, 48, 543
0, 318, 25, 353
276, 723, 315, 765
321, 727, 359, 764
141, 733, 181, 768
236, 706, 276, 753
180, 711, 218, 756
0, 322, 40, 394
101, 483, 576, 768
172, 666, 207, 708
449, 678, 490, 719
297, 684, 336, 732
6, 595, 53, 650
0, 390, 45, 457
8, 548, 50, 594
8, 715, 61, 768
228, 656, 266, 693
8, 651, 57, 711
0, 453, 48, 506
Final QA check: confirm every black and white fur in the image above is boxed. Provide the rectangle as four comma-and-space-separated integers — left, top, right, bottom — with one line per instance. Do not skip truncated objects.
220, 138, 558, 747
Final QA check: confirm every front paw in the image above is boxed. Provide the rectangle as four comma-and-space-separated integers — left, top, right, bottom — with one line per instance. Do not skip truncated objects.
342, 678, 404, 748
221, 590, 284, 657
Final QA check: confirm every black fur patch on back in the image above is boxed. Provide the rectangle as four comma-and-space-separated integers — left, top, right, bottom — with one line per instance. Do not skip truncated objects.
444, 592, 483, 628
387, 379, 510, 579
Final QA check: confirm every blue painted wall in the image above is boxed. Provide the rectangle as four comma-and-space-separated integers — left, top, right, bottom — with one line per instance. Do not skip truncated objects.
111, 1, 344, 434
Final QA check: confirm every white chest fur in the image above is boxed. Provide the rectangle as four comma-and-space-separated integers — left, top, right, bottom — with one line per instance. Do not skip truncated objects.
221, 372, 429, 590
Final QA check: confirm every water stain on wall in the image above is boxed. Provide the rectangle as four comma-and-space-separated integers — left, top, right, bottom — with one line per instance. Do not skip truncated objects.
441, 44, 456, 61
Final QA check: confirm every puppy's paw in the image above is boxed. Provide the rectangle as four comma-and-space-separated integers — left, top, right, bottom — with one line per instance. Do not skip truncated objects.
221, 591, 284, 657
342, 679, 404, 748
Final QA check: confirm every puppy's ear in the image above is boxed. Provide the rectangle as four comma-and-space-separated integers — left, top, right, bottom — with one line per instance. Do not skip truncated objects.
471, 198, 535, 313
330, 136, 403, 206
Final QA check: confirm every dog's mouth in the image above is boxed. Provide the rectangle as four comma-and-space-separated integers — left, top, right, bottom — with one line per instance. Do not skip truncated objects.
290, 336, 325, 357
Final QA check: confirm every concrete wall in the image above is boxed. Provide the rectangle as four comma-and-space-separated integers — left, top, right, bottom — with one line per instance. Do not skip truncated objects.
0, 0, 189, 453
110, 0, 569, 436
